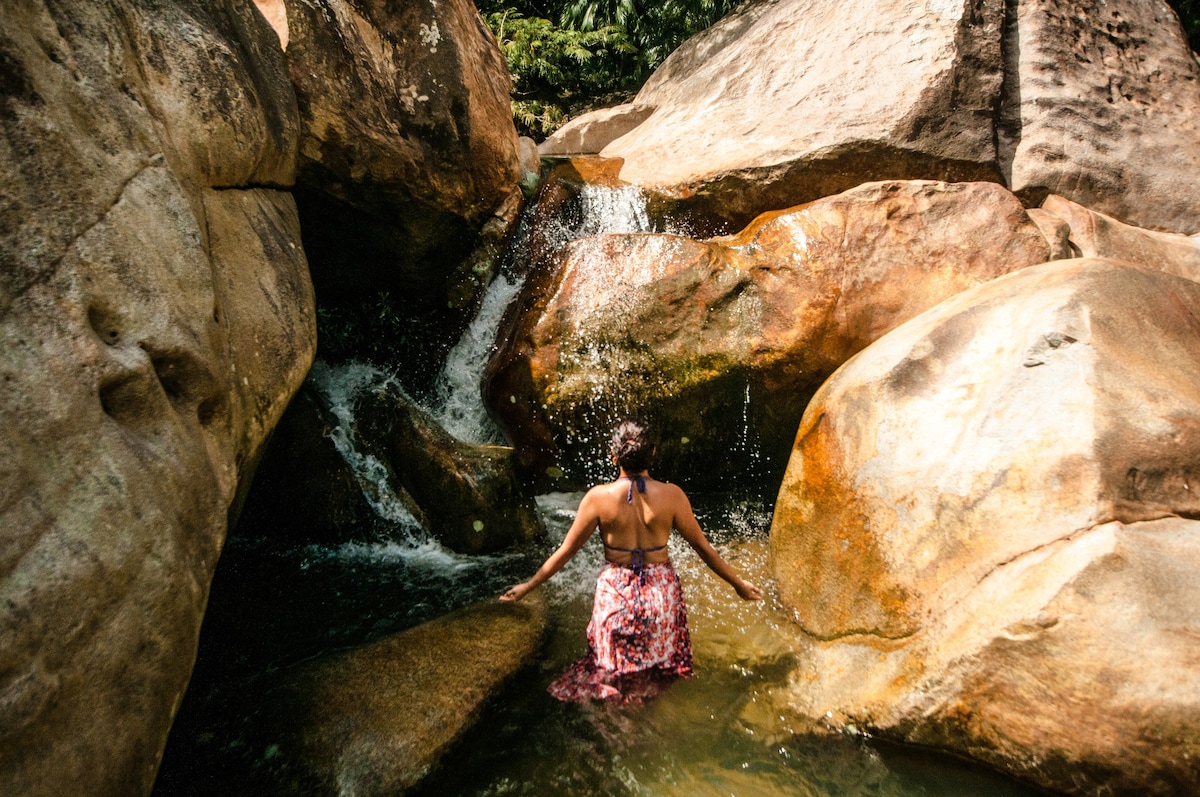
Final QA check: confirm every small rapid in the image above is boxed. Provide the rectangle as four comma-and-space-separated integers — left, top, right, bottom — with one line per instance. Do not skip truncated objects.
306, 360, 427, 539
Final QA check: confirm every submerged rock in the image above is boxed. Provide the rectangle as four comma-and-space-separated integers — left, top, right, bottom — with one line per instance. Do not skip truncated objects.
0, 1, 314, 795
241, 597, 545, 796
770, 259, 1200, 795
600, 0, 1200, 235
355, 382, 543, 553
487, 180, 1056, 488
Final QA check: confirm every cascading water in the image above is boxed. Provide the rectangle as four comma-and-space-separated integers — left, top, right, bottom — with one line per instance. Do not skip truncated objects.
428, 271, 523, 445
306, 360, 427, 537
426, 181, 666, 451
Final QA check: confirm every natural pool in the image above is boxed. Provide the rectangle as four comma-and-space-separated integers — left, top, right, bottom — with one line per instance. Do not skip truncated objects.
155, 491, 1047, 797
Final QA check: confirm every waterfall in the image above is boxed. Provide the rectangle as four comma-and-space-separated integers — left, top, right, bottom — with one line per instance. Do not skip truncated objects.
426, 182, 664, 447
306, 360, 431, 546
428, 271, 523, 445
576, 183, 654, 236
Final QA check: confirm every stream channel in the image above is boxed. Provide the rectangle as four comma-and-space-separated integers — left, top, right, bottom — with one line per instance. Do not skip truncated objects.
154, 185, 1048, 796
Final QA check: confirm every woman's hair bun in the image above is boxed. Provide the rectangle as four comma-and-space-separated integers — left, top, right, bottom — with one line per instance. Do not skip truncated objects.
610, 420, 655, 472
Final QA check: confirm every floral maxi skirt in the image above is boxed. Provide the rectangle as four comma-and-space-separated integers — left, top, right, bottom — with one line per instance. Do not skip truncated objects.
548, 561, 694, 703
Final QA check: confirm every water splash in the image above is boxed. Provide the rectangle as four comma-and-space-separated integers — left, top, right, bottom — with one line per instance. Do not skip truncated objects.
427, 182, 667, 453
577, 183, 654, 236
306, 360, 430, 545
428, 271, 524, 444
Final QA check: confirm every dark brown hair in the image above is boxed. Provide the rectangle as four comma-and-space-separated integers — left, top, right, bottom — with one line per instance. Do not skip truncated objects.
610, 420, 655, 473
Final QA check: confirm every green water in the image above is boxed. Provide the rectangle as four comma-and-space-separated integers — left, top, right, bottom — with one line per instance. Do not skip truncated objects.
155, 493, 1047, 796
408, 493, 1045, 797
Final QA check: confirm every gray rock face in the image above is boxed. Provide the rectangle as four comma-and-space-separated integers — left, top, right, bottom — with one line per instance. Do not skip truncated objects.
281, 0, 521, 312
600, 0, 1200, 235
603, 0, 1006, 230
1000, 0, 1200, 233
770, 259, 1200, 795
0, 2, 315, 795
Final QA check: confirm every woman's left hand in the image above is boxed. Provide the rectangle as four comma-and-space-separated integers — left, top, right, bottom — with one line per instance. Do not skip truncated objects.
735, 579, 763, 601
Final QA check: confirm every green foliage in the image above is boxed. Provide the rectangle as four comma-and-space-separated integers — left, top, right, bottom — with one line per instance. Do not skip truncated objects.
562, 0, 734, 77
485, 9, 634, 137
1167, 0, 1200, 52
479, 0, 733, 138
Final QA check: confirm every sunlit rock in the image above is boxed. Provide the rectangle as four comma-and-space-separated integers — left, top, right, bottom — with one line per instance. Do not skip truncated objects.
0, 2, 314, 795
602, 0, 1200, 235
770, 259, 1200, 795
1001, 0, 1200, 234
603, 0, 1005, 231
1039, 194, 1200, 283
249, 597, 546, 796
539, 103, 655, 156
487, 180, 1055, 488
280, 0, 522, 319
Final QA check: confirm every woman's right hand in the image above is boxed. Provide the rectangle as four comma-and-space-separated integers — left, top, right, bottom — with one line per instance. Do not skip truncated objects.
499, 582, 533, 602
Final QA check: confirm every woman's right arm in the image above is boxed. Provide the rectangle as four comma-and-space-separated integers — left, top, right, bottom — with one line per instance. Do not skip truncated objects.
671, 487, 763, 601
500, 490, 601, 602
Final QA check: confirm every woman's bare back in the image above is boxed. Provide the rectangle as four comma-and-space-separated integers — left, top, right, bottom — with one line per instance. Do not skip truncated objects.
593, 476, 681, 567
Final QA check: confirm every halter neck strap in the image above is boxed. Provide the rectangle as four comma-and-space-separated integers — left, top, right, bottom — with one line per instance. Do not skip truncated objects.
622, 474, 647, 503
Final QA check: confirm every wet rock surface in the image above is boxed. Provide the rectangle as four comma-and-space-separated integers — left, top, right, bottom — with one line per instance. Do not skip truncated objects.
355, 381, 543, 553
160, 597, 547, 797
487, 180, 1056, 488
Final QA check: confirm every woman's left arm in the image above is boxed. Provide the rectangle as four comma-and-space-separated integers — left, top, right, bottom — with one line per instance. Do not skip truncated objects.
672, 488, 763, 601
500, 490, 601, 602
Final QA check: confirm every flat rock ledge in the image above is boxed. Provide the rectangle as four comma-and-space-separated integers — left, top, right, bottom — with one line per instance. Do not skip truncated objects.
256, 597, 546, 796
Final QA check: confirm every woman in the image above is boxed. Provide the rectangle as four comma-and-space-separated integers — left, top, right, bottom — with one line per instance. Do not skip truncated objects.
500, 420, 762, 702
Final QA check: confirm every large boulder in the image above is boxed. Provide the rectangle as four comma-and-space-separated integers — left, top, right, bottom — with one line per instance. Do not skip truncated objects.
1039, 194, 1200, 283
486, 180, 1057, 488
770, 259, 1200, 795
261, 598, 545, 796
0, 2, 315, 796
279, 0, 522, 317
166, 597, 546, 796
600, 0, 1200, 235
1000, 0, 1200, 234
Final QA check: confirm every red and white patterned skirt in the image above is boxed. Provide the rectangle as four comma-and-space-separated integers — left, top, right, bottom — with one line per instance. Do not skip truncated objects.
548, 561, 694, 703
